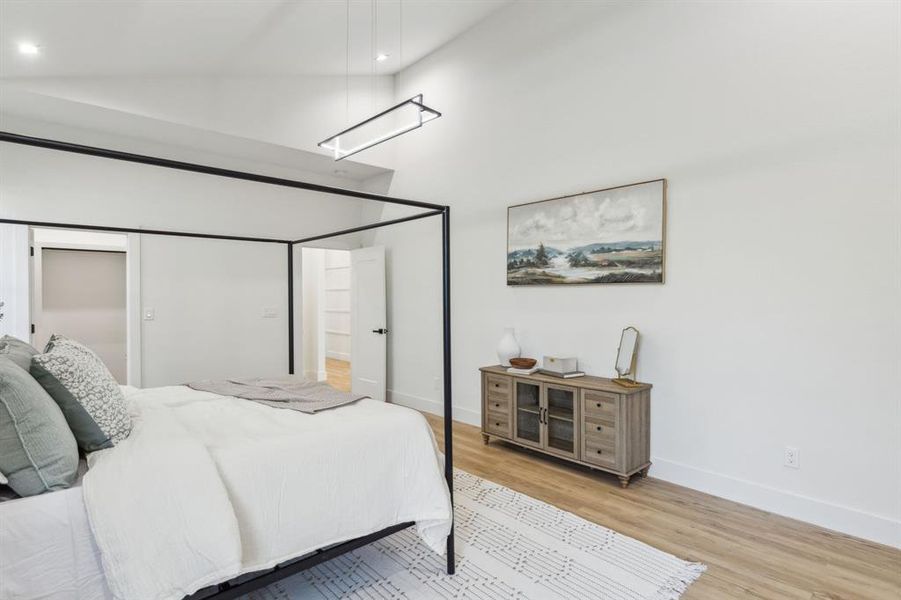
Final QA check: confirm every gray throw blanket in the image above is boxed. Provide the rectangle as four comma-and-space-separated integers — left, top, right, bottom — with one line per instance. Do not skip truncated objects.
187, 376, 368, 413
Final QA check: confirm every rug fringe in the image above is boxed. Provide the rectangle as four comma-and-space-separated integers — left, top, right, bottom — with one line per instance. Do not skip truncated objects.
652, 561, 708, 600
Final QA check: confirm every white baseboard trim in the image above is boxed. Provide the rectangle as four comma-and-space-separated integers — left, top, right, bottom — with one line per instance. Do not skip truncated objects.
305, 369, 328, 382
387, 389, 481, 427
651, 456, 901, 548
381, 390, 900, 548
326, 351, 351, 362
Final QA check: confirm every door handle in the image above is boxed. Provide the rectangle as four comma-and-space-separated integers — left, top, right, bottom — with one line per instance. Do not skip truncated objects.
371, 328, 389, 334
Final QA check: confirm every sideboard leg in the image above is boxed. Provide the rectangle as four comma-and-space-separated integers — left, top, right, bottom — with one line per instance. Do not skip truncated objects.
618, 475, 630, 488
481, 433, 490, 445
640, 465, 651, 478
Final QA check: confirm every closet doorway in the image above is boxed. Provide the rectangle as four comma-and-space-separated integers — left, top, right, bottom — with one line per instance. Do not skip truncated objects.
30, 228, 134, 384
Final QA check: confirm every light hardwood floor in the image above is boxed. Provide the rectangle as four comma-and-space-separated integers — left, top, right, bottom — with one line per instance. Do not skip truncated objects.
326, 358, 351, 392
423, 413, 900, 600
323, 359, 900, 598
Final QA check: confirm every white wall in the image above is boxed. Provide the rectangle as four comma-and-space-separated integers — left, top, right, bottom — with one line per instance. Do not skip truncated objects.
140, 235, 288, 386
375, 1, 901, 546
0, 223, 30, 340
0, 142, 372, 242
3, 74, 398, 168
0, 138, 378, 386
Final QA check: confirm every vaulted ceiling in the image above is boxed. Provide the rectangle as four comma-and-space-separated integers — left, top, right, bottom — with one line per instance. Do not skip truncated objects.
0, 0, 510, 79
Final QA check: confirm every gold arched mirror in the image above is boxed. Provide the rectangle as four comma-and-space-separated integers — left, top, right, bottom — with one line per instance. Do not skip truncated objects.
613, 326, 641, 387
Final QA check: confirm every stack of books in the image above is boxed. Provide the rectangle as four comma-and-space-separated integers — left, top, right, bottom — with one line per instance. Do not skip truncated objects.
506, 365, 539, 375
539, 356, 584, 378
537, 369, 585, 379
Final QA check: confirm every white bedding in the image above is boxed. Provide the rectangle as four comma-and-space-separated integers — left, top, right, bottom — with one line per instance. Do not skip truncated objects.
82, 385, 452, 600
0, 482, 111, 600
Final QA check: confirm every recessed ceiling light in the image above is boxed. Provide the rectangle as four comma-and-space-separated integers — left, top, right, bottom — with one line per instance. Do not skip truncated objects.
375, 53, 389, 62
18, 42, 40, 56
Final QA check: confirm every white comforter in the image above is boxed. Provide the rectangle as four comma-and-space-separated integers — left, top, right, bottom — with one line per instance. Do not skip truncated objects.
83, 386, 453, 600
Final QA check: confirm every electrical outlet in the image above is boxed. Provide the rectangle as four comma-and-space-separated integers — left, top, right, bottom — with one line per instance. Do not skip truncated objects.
262, 307, 278, 318
433, 376, 440, 391
784, 446, 800, 469
143, 308, 155, 321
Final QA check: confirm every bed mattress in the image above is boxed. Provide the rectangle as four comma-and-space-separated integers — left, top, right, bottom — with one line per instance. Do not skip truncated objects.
0, 384, 451, 600
0, 461, 112, 599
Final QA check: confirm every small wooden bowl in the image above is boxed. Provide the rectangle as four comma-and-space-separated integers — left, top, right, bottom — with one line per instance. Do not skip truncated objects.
509, 357, 537, 369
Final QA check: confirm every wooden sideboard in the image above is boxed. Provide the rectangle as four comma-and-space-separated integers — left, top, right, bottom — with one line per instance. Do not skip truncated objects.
480, 365, 651, 488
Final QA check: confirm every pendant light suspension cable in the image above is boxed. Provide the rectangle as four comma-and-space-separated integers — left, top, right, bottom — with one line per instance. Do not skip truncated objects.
345, 0, 350, 125
370, 0, 376, 113
318, 0, 441, 161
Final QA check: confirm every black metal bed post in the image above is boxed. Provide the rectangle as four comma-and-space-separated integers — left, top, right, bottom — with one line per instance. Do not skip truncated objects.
441, 206, 455, 575
0, 130, 457, 580
287, 243, 295, 375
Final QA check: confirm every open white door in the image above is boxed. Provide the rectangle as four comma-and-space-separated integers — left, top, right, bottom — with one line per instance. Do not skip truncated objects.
350, 246, 387, 402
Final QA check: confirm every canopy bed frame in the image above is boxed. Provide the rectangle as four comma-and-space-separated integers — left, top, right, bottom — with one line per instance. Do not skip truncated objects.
0, 131, 455, 599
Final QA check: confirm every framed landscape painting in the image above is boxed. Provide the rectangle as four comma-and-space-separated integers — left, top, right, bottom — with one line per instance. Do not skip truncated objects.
507, 179, 666, 285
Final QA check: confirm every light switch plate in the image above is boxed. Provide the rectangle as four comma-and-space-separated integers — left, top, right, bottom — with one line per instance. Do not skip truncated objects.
784, 446, 800, 469
143, 308, 155, 321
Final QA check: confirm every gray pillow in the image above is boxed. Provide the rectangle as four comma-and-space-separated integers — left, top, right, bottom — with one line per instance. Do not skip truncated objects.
0, 356, 79, 496
0, 335, 39, 372
31, 337, 132, 452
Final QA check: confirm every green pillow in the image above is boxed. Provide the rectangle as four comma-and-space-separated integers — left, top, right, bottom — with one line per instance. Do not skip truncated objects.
0, 357, 79, 496
31, 337, 132, 452
0, 335, 39, 372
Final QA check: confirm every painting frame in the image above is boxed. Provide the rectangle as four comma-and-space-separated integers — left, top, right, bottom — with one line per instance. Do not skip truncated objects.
506, 178, 667, 286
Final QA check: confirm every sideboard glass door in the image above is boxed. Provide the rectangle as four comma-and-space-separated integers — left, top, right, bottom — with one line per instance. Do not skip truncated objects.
513, 379, 542, 447
545, 384, 577, 457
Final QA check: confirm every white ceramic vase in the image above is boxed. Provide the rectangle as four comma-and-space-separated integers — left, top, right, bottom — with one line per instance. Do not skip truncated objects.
496, 327, 521, 367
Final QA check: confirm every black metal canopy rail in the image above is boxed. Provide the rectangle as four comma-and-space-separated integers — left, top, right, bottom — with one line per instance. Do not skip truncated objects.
0, 131, 455, 595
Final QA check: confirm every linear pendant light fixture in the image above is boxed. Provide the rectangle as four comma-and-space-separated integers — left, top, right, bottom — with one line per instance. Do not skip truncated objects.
319, 0, 441, 161
318, 94, 441, 161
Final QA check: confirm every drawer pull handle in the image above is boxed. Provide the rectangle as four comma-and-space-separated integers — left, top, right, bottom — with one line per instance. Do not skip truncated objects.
495, 422, 500, 427
494, 403, 500, 407
596, 449, 602, 454
596, 426, 602, 432
596, 403, 601, 408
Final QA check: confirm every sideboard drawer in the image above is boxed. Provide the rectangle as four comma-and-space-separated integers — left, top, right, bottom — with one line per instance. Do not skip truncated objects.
583, 435, 618, 469
583, 414, 617, 443
485, 374, 512, 396
485, 393, 510, 414
582, 390, 619, 422
485, 410, 511, 438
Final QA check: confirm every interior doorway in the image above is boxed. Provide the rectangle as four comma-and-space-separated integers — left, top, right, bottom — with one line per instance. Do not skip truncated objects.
31, 228, 131, 383
301, 246, 386, 399
301, 248, 353, 391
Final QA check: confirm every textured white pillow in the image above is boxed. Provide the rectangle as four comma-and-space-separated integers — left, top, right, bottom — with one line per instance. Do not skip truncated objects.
31, 336, 132, 452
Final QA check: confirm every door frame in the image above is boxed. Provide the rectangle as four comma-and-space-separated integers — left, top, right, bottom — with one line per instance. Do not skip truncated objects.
29, 228, 142, 387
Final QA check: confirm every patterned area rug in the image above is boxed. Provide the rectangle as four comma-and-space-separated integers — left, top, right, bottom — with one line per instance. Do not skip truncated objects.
245, 470, 705, 599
